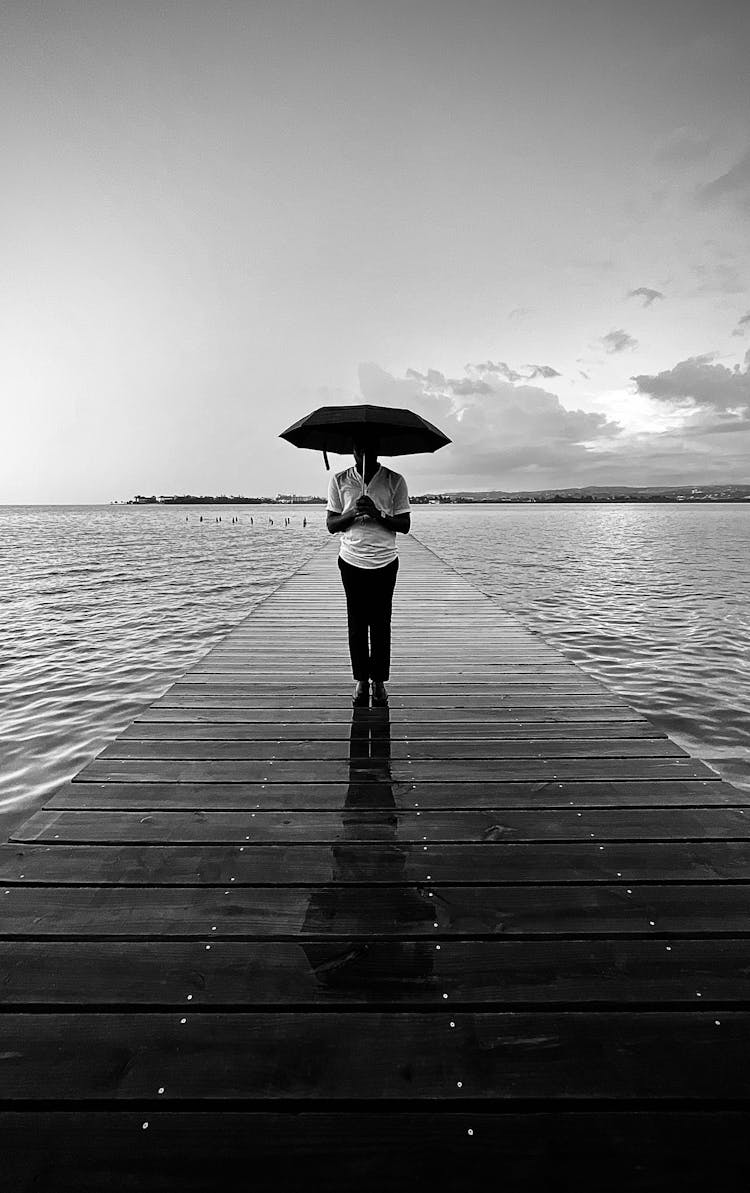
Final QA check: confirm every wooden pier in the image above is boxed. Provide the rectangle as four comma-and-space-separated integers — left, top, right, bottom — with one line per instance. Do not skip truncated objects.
2, 533, 750, 1190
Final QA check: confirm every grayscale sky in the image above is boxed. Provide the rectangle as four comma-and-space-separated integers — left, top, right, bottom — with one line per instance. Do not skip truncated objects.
2, 0, 749, 500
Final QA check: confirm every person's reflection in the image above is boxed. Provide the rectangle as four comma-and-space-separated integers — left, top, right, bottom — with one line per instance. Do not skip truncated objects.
300, 708, 436, 994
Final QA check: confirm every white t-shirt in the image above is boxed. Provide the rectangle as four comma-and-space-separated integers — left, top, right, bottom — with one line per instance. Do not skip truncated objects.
327, 464, 410, 569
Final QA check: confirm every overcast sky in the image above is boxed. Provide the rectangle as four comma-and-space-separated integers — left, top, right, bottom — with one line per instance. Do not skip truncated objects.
2, 0, 749, 500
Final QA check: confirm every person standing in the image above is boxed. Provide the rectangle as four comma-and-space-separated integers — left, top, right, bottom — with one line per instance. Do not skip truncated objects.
326, 436, 411, 706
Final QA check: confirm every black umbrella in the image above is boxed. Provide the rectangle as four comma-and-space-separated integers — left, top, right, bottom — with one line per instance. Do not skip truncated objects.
279, 404, 451, 471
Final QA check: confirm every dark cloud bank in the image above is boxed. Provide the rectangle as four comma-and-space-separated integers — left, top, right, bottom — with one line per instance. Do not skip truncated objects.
633, 352, 750, 424
358, 353, 750, 489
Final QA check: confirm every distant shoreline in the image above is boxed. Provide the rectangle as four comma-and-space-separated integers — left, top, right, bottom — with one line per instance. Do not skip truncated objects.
120, 484, 750, 506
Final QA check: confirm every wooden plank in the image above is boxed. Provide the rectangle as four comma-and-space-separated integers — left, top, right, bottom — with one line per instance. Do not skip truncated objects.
3, 1111, 750, 1193
198, 646, 565, 655
150, 693, 633, 709
96, 739, 685, 760
2, 1012, 750, 1099
198, 644, 566, 652
17, 807, 750, 844
74, 758, 716, 784
45, 778, 741, 810
170, 681, 607, 691
137, 706, 648, 722
191, 660, 579, 670
124, 720, 662, 740
191, 663, 575, 673
3, 938, 750, 1006
4, 883, 750, 937
4, 841, 750, 884
203, 652, 561, 661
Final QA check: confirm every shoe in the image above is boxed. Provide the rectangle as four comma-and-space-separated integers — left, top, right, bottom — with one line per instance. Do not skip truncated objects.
371, 681, 389, 706
352, 681, 369, 707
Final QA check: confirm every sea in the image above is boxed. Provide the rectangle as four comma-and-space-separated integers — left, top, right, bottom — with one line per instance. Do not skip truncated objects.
2, 502, 749, 836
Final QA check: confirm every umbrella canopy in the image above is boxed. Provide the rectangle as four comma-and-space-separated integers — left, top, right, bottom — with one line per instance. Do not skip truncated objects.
279, 404, 451, 460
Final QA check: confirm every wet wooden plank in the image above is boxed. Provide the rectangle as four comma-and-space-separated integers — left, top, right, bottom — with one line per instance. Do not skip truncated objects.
138, 705, 648, 722
3, 883, 750, 937
74, 757, 716, 784
150, 694, 633, 711
4, 841, 750, 884
2, 1012, 750, 1099
16, 806, 750, 844
96, 738, 685, 760
45, 778, 741, 810
198, 646, 566, 656
189, 668, 582, 681
4, 1111, 750, 1193
3, 938, 750, 1006
169, 681, 607, 692
123, 720, 663, 740
203, 653, 562, 664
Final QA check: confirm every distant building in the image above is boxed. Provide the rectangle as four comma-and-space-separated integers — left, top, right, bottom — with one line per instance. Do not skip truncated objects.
275, 494, 326, 504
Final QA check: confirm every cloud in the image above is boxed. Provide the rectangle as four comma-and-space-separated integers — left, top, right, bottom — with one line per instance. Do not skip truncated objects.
601, 329, 639, 354
447, 378, 494, 395
655, 127, 714, 164
696, 148, 750, 210
731, 313, 750, 337
355, 359, 750, 489
357, 361, 621, 486
523, 364, 562, 380
405, 367, 447, 387
465, 360, 561, 383
466, 360, 523, 383
628, 287, 665, 307
633, 353, 750, 421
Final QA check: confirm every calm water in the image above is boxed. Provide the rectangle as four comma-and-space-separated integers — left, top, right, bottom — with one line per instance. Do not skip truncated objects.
2, 503, 749, 836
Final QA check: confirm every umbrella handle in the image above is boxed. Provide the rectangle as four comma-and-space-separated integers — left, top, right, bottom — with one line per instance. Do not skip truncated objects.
323, 450, 329, 471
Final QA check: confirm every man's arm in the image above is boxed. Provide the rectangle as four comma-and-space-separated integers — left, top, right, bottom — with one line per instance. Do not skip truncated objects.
328, 494, 410, 534
326, 509, 357, 534
378, 511, 410, 533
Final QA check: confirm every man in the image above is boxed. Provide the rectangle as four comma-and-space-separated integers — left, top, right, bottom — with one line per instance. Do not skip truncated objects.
326, 436, 411, 706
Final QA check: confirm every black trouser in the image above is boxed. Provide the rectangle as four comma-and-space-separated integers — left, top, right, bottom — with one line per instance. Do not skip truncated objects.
337, 557, 399, 681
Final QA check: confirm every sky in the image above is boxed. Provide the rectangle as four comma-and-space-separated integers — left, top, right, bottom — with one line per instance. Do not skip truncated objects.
2, 0, 749, 501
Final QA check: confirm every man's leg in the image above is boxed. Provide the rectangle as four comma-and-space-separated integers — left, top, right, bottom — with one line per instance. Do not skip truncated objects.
338, 558, 370, 681
368, 559, 399, 682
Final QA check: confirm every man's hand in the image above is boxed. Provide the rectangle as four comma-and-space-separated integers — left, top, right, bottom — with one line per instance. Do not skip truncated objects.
355, 495, 380, 519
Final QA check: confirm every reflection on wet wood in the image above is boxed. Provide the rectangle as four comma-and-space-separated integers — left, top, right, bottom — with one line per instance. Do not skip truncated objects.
74, 756, 716, 783
16, 805, 750, 843
6, 841, 750, 884
5, 533, 749, 1182
43, 777, 745, 809
96, 738, 685, 759
3, 938, 750, 1006
4, 881, 750, 937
